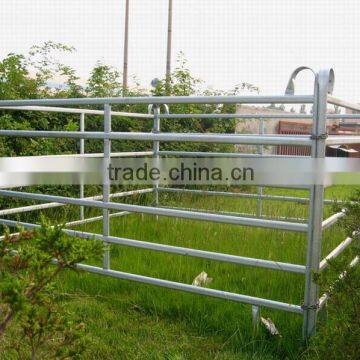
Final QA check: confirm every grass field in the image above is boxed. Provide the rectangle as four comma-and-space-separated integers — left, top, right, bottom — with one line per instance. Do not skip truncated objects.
0, 185, 355, 359
20, 185, 349, 360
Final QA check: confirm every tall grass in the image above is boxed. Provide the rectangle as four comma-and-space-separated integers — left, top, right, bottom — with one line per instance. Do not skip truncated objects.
26, 185, 351, 359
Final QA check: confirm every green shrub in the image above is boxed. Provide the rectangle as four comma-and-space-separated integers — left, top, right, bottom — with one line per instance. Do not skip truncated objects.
0, 220, 102, 359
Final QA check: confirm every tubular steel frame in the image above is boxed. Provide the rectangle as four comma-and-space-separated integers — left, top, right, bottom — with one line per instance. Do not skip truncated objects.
0, 68, 359, 339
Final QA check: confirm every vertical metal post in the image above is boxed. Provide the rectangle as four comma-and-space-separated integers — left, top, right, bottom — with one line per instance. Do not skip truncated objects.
166, 0, 173, 94
252, 305, 261, 332
152, 105, 160, 210
103, 104, 111, 269
123, 0, 130, 95
257, 118, 264, 216
79, 113, 85, 220
303, 69, 332, 338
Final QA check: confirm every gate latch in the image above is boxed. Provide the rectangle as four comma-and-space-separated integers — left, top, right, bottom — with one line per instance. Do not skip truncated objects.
310, 133, 328, 140
301, 302, 320, 311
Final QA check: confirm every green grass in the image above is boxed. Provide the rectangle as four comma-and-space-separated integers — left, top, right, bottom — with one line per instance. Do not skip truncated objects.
6, 186, 357, 359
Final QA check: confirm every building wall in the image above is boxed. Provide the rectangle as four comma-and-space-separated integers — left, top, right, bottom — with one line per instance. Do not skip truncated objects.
234, 104, 341, 154
235, 105, 312, 154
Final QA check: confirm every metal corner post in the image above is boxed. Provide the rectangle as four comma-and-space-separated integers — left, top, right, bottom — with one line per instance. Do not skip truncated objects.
303, 69, 332, 338
103, 104, 111, 269
79, 112, 85, 220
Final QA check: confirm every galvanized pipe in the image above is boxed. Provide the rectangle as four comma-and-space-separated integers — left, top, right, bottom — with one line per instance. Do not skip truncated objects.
326, 136, 360, 145
257, 118, 265, 216
79, 113, 85, 220
0, 215, 302, 313
11, 151, 153, 159
0, 106, 153, 118
321, 210, 345, 230
160, 113, 360, 119
158, 187, 312, 203
327, 95, 360, 112
0, 130, 314, 146
0, 190, 308, 232
65, 211, 130, 227
0, 95, 314, 107
76, 264, 304, 313
327, 114, 360, 119
303, 69, 331, 338
159, 205, 307, 223
318, 256, 359, 310
2, 105, 359, 120
0, 188, 153, 216
159, 113, 313, 119
158, 150, 309, 158
319, 237, 353, 271
0, 217, 306, 274
103, 104, 111, 270
151, 105, 160, 208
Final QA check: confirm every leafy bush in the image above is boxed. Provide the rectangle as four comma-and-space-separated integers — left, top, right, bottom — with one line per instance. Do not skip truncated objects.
0, 220, 102, 359
0, 43, 259, 221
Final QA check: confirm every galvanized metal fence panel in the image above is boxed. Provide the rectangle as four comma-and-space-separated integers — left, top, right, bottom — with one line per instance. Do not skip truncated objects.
0, 68, 358, 339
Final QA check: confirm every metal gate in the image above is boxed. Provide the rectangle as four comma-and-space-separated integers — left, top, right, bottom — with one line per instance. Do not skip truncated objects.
0, 67, 358, 338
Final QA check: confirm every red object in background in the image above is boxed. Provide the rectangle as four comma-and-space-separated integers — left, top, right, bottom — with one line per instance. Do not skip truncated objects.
277, 121, 360, 157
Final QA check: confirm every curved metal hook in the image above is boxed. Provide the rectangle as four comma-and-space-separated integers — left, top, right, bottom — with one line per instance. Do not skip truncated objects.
285, 66, 316, 95
285, 66, 335, 96
148, 104, 170, 115
162, 104, 170, 114
148, 104, 155, 115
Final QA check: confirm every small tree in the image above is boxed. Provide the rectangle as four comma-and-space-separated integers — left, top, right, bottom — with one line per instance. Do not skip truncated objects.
0, 220, 103, 359
86, 62, 123, 98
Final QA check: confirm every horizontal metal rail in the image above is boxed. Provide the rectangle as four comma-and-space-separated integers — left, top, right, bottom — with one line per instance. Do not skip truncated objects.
158, 187, 338, 205
158, 187, 311, 203
160, 113, 360, 119
158, 150, 310, 158
4, 106, 359, 120
0, 130, 313, 146
322, 211, 346, 230
0, 95, 314, 107
2, 105, 359, 121
64, 211, 131, 227
337, 121, 360, 126
0, 215, 304, 313
319, 237, 354, 271
318, 256, 359, 310
327, 114, 360, 119
0, 188, 153, 216
327, 95, 360, 112
76, 264, 304, 313
0, 190, 308, 232
0, 106, 153, 118
159, 205, 307, 223
159, 113, 313, 119
326, 135, 360, 145
22, 151, 154, 159
0, 217, 306, 274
